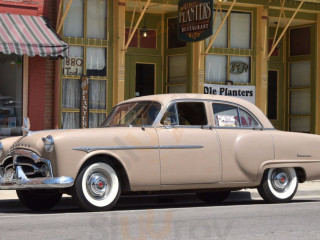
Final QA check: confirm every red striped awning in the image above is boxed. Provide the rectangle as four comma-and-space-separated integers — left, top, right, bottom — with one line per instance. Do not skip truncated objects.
0, 13, 68, 57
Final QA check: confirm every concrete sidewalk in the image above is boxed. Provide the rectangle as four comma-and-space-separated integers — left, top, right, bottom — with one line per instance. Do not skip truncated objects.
0, 181, 319, 201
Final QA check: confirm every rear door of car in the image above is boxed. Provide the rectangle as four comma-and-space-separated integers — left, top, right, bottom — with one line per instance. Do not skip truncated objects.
211, 101, 274, 183
156, 100, 221, 185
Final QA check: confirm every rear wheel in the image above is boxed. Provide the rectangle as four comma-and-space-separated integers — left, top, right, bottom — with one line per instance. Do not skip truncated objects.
71, 162, 121, 212
197, 191, 230, 204
258, 168, 298, 203
16, 189, 62, 211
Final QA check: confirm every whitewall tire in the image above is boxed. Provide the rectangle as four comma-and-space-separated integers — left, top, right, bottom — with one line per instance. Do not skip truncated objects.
72, 162, 121, 211
258, 168, 298, 203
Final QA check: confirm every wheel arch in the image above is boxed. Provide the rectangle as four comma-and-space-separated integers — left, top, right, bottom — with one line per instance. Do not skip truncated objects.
257, 162, 307, 184
76, 153, 131, 193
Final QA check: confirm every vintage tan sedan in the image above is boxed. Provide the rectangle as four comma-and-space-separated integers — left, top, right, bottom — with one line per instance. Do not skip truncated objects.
0, 94, 320, 211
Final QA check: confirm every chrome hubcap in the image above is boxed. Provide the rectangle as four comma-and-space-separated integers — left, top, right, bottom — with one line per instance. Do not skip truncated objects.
86, 171, 111, 199
271, 169, 290, 192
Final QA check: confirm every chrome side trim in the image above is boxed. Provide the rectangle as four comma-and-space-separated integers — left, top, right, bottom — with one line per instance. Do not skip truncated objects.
73, 145, 204, 153
160, 145, 203, 149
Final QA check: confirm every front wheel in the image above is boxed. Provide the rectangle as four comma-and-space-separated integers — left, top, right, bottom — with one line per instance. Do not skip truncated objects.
16, 189, 62, 211
258, 168, 298, 203
71, 162, 121, 212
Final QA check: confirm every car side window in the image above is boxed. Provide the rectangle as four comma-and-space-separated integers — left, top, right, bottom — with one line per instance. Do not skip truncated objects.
213, 103, 259, 128
212, 103, 240, 127
239, 109, 258, 127
176, 102, 207, 125
161, 102, 207, 126
161, 104, 178, 125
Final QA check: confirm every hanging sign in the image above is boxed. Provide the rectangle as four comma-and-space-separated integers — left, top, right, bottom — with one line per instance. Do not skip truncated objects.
81, 76, 90, 128
178, 0, 213, 42
204, 83, 256, 104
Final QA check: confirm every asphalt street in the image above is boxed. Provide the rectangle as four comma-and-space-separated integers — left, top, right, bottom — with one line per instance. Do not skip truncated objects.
0, 182, 319, 240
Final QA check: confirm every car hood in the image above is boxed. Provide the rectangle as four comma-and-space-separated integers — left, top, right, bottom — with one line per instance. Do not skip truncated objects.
8, 127, 147, 157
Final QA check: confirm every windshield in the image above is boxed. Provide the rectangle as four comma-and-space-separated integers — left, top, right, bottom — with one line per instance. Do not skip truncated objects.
102, 101, 161, 127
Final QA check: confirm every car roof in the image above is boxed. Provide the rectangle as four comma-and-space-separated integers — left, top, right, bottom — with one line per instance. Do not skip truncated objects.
120, 94, 274, 128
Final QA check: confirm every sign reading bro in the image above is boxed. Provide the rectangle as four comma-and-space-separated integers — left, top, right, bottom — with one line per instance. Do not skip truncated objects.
204, 83, 256, 104
178, 0, 213, 42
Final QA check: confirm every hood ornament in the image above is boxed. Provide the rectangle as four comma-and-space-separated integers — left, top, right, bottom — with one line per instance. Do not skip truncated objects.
21, 117, 32, 136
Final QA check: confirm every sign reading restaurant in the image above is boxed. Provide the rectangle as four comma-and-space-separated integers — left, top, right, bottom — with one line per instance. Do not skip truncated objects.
178, 0, 213, 42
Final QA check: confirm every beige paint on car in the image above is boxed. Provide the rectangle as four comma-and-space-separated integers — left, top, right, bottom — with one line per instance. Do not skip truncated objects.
1, 94, 320, 192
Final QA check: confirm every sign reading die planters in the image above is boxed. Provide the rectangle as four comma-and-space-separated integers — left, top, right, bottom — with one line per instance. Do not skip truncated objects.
178, 0, 213, 42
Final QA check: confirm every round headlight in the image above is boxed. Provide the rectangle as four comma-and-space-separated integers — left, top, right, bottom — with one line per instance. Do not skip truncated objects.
0, 142, 3, 157
42, 135, 54, 153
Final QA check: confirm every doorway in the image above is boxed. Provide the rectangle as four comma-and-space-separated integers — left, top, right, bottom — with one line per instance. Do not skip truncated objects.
135, 63, 155, 97
125, 55, 162, 99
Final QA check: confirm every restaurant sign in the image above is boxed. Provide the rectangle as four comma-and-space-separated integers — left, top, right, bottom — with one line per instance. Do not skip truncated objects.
178, 0, 213, 42
63, 57, 83, 76
204, 83, 256, 104
81, 76, 90, 128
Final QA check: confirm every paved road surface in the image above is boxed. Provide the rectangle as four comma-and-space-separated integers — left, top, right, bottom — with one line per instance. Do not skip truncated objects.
0, 190, 319, 240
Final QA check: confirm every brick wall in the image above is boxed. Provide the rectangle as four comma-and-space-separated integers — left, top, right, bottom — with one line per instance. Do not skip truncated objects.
43, 0, 58, 129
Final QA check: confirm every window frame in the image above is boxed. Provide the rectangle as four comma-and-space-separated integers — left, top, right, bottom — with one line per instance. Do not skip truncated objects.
160, 100, 209, 127
60, 0, 109, 129
287, 61, 312, 133
166, 54, 187, 93
212, 102, 261, 129
204, 8, 255, 85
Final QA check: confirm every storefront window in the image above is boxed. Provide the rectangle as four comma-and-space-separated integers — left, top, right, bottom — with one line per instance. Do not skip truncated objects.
87, 0, 107, 39
290, 61, 311, 87
63, 0, 84, 38
288, 61, 311, 133
89, 80, 106, 109
289, 118, 310, 133
168, 55, 186, 83
205, 55, 227, 83
229, 56, 251, 83
290, 27, 310, 56
206, 12, 227, 48
63, 46, 84, 76
230, 12, 251, 49
168, 85, 187, 93
168, 17, 186, 49
205, 11, 253, 85
62, 112, 80, 129
0, 54, 23, 136
290, 90, 311, 115
86, 47, 107, 77
61, 0, 108, 129
62, 79, 81, 109
167, 55, 187, 93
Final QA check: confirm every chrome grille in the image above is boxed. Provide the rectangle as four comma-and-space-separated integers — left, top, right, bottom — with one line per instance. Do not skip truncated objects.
2, 149, 53, 178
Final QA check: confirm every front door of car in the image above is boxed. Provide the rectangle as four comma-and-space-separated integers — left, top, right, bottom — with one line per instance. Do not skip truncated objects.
211, 102, 274, 183
156, 101, 221, 185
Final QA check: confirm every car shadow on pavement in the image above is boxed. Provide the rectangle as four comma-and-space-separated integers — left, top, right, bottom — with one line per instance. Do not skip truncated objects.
0, 191, 319, 214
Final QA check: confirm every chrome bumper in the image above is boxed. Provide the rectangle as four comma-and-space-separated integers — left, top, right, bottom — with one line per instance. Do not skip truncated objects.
0, 166, 74, 190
